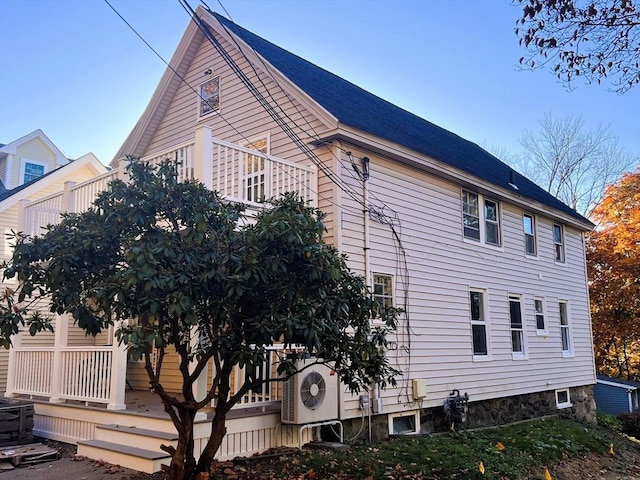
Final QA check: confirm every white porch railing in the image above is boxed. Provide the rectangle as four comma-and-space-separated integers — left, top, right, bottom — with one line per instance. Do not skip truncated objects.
21, 193, 64, 237
12, 126, 317, 414
20, 128, 317, 235
230, 345, 284, 409
9, 347, 120, 405
208, 137, 316, 207
71, 169, 119, 213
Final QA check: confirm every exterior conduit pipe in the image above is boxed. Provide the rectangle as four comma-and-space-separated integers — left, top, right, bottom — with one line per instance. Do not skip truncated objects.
362, 157, 376, 444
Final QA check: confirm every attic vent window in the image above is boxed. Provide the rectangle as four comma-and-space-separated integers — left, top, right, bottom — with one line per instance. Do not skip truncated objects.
199, 76, 220, 117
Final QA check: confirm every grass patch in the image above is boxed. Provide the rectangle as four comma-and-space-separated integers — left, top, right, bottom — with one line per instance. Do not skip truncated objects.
232, 417, 613, 479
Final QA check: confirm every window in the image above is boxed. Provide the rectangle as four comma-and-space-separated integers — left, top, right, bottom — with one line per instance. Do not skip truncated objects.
509, 295, 526, 357
388, 411, 420, 435
534, 297, 546, 333
462, 190, 501, 246
553, 224, 565, 262
559, 301, 572, 356
555, 389, 572, 409
484, 199, 500, 245
523, 213, 537, 256
243, 135, 269, 203
462, 191, 480, 240
23, 162, 45, 183
373, 273, 393, 308
470, 289, 488, 356
199, 76, 220, 117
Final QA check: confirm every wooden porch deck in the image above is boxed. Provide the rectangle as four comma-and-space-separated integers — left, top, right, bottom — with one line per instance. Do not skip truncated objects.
12, 389, 305, 474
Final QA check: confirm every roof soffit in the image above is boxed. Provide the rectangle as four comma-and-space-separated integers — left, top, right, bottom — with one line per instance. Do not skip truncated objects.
325, 124, 594, 231
0, 155, 108, 211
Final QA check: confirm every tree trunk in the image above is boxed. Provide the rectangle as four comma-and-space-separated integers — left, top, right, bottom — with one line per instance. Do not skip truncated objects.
193, 407, 227, 476
166, 409, 196, 480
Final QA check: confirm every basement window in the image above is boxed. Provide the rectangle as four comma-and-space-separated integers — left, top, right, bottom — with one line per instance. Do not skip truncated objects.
388, 411, 420, 435
555, 389, 572, 409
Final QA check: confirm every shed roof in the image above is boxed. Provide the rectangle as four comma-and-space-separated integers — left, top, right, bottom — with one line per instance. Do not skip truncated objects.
597, 374, 640, 389
211, 11, 591, 227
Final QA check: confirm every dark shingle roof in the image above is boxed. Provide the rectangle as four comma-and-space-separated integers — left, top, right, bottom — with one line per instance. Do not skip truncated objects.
0, 167, 62, 203
597, 374, 640, 389
212, 12, 590, 226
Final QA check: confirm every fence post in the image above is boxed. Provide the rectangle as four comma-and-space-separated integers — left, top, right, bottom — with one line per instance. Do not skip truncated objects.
49, 314, 69, 404
194, 126, 213, 190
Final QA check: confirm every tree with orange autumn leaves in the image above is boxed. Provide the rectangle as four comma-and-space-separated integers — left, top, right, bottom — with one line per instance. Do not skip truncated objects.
587, 168, 640, 379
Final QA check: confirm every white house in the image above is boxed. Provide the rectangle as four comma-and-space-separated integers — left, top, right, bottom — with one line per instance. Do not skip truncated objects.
0, 130, 106, 394
5, 7, 596, 473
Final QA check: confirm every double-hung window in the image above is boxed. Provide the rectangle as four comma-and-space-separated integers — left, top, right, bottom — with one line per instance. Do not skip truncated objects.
553, 224, 565, 263
523, 213, 537, 256
470, 289, 488, 357
559, 300, 573, 356
373, 273, 394, 308
199, 76, 220, 118
534, 297, 547, 335
462, 190, 501, 246
509, 294, 526, 357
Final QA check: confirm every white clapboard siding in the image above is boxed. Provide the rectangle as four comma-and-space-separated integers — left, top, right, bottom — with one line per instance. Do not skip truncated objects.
337, 149, 594, 417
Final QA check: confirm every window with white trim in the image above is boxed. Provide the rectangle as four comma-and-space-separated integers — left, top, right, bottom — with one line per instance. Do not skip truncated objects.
462, 190, 501, 246
199, 76, 220, 117
470, 289, 488, 357
555, 388, 572, 409
553, 223, 565, 263
509, 294, 526, 357
534, 297, 546, 334
523, 213, 537, 256
559, 300, 573, 356
23, 161, 45, 183
243, 135, 269, 203
388, 411, 420, 435
373, 273, 394, 308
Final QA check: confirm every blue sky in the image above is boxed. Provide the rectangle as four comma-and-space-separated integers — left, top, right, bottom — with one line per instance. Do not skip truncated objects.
1, 0, 638, 167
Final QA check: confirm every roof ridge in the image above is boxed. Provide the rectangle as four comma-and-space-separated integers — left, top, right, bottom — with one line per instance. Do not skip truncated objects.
208, 11, 590, 226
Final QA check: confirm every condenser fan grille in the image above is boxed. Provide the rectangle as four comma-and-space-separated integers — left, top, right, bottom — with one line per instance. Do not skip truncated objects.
300, 371, 326, 409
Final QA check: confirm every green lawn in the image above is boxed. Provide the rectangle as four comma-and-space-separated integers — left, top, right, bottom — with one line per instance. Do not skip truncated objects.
223, 416, 637, 480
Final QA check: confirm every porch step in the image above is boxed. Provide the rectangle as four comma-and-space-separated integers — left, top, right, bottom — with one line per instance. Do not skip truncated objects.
94, 424, 178, 452
77, 438, 171, 474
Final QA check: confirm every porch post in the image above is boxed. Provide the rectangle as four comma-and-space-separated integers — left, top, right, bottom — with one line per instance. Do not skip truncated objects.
108, 322, 127, 410
117, 157, 130, 183
194, 126, 213, 190
17, 199, 29, 233
62, 181, 77, 213
190, 327, 209, 419
49, 313, 69, 404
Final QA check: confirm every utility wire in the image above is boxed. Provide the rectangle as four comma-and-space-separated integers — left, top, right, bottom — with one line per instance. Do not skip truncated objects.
103, 0, 365, 217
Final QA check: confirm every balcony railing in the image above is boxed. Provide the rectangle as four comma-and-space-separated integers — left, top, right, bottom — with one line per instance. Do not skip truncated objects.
12, 126, 317, 413
20, 128, 317, 235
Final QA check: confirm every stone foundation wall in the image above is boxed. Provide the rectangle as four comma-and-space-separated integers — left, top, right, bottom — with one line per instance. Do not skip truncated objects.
339, 385, 596, 443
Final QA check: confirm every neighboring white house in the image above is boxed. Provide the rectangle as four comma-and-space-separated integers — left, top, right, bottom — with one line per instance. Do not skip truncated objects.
0, 131, 107, 395
0, 129, 69, 191
5, 7, 597, 473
